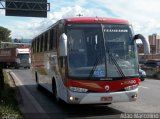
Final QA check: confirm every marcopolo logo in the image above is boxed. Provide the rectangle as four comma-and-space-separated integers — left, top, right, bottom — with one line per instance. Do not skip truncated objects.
124, 80, 136, 85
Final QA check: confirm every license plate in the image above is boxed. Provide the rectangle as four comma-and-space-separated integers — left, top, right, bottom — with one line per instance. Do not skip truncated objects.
101, 96, 112, 101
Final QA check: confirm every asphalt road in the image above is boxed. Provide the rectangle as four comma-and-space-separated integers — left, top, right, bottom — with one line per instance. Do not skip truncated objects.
9, 69, 160, 119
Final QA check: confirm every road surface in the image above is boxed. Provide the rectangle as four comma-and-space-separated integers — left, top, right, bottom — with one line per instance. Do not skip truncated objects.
8, 69, 160, 119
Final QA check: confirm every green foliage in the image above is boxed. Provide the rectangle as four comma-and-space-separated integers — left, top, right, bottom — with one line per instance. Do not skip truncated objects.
0, 26, 12, 44
0, 71, 22, 119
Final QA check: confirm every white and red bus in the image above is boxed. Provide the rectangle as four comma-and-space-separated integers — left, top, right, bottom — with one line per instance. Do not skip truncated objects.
31, 17, 150, 104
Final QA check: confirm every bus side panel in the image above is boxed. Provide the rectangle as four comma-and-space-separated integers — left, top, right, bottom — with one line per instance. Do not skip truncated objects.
32, 52, 51, 90
46, 52, 68, 102
32, 49, 68, 102
43, 51, 59, 92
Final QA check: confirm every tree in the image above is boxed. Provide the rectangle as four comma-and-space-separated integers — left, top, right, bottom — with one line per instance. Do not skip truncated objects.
0, 26, 12, 44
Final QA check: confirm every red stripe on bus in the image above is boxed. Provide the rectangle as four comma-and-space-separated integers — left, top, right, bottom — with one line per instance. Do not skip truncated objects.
65, 78, 140, 92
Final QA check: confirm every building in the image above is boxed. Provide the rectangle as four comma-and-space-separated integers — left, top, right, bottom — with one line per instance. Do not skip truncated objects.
138, 34, 160, 62
1, 41, 31, 49
137, 43, 156, 54
149, 34, 160, 54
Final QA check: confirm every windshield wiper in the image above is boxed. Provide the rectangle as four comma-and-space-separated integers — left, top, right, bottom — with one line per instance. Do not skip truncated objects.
109, 53, 126, 78
88, 54, 102, 79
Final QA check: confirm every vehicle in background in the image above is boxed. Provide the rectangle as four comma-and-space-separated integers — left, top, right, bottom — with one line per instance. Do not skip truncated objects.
139, 69, 146, 81
0, 42, 31, 69
141, 59, 160, 78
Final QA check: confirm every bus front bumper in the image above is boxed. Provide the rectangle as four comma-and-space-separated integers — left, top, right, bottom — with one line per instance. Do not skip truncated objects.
67, 88, 138, 104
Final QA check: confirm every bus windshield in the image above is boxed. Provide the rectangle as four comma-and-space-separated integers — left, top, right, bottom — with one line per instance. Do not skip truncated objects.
67, 23, 138, 78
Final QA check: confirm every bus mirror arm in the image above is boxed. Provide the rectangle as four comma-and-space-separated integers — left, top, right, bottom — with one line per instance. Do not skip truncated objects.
133, 34, 150, 54
59, 33, 68, 57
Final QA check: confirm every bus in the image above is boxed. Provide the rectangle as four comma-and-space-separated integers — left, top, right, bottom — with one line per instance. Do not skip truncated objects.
31, 17, 150, 104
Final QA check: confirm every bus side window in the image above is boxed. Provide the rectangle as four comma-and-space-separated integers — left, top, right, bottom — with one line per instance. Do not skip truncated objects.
47, 31, 50, 51
49, 29, 54, 50
43, 35, 45, 52
53, 28, 59, 49
34, 39, 36, 53
40, 35, 43, 52
36, 37, 40, 52
35, 38, 37, 53
44, 32, 48, 51
32, 40, 34, 53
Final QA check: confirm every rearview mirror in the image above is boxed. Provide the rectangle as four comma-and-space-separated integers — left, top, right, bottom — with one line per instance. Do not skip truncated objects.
133, 34, 150, 54
59, 33, 67, 56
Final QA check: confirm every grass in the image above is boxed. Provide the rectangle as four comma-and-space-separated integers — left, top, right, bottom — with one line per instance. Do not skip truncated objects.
0, 70, 22, 119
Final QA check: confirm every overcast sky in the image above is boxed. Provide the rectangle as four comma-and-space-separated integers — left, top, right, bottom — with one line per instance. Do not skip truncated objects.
0, 0, 160, 40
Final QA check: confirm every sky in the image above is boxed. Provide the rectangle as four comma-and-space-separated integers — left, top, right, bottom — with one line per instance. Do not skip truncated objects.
0, 0, 160, 41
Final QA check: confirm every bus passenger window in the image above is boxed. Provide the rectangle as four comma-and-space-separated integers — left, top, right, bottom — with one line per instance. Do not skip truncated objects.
49, 29, 54, 50
37, 38, 40, 52
40, 36, 42, 52
44, 33, 48, 51
31, 40, 34, 53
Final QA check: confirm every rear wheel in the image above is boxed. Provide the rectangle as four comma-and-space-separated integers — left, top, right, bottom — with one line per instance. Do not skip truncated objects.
35, 72, 40, 89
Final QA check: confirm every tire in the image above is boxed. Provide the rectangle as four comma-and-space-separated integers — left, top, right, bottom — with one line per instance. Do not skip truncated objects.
35, 72, 40, 89
52, 79, 62, 104
15, 66, 19, 69
14, 63, 19, 69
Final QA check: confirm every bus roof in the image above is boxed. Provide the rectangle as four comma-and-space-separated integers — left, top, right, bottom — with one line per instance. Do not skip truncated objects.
63, 17, 129, 24
32, 17, 129, 40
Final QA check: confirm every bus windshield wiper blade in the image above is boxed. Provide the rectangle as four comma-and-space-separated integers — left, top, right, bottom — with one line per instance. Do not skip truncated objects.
88, 55, 101, 79
109, 53, 126, 78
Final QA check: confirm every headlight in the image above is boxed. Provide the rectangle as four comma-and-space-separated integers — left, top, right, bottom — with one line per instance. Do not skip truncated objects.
124, 84, 138, 91
69, 87, 88, 93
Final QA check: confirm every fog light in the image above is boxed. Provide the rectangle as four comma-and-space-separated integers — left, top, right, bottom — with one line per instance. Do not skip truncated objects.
132, 94, 137, 100
69, 96, 79, 101
69, 96, 74, 101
